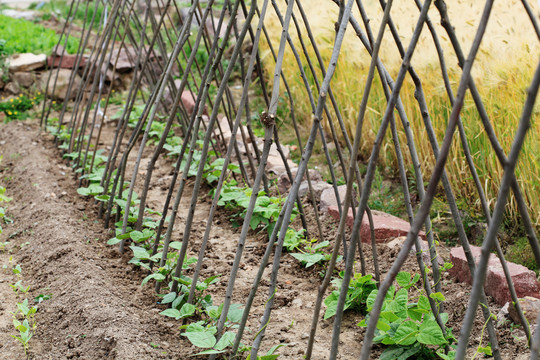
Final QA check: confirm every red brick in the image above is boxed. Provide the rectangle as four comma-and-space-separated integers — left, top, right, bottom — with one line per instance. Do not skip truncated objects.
449, 245, 540, 305
326, 207, 425, 243
47, 55, 86, 69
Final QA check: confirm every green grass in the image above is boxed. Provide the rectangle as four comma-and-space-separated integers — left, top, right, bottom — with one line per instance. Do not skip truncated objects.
34, 0, 105, 30
0, 14, 79, 55
259, 1, 540, 237
506, 237, 539, 272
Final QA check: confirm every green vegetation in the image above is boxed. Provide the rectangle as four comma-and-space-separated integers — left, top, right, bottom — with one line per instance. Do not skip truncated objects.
506, 237, 539, 272
260, 1, 540, 239
358, 271, 456, 360
0, 93, 43, 122
11, 298, 37, 356
324, 270, 377, 320
0, 14, 79, 55
34, 0, 105, 29
290, 238, 337, 268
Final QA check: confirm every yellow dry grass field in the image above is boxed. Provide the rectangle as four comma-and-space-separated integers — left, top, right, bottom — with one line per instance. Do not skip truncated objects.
259, 0, 540, 231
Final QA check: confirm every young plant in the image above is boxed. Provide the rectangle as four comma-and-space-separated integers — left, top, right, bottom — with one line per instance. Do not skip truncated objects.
324, 271, 377, 320
290, 238, 337, 268
11, 299, 38, 357
358, 271, 455, 360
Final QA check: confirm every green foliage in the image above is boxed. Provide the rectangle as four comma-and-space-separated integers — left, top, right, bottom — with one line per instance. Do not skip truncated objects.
368, 168, 405, 218
358, 271, 455, 360
0, 93, 43, 122
324, 271, 377, 320
36, 0, 105, 30
11, 298, 38, 356
0, 171, 11, 236
506, 237, 538, 272
0, 14, 79, 55
217, 184, 288, 233
291, 238, 338, 268
0, 39, 8, 82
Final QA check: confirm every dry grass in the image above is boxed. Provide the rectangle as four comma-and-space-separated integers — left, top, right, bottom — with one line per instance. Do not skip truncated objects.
258, 0, 540, 230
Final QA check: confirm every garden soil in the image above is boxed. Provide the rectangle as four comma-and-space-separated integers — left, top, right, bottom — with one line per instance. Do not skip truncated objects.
0, 118, 532, 359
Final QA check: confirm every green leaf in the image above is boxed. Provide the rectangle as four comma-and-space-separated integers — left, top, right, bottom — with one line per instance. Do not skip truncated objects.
417, 295, 430, 311
417, 319, 447, 345
95, 194, 110, 202
478, 345, 492, 356
179, 303, 196, 318
160, 308, 181, 319
312, 240, 330, 251
169, 241, 182, 250
266, 343, 289, 356
161, 292, 176, 304
258, 356, 279, 360
430, 292, 446, 302
324, 292, 339, 320
376, 318, 391, 332
172, 294, 185, 309
226, 303, 244, 323
130, 246, 150, 260
195, 349, 226, 355
380, 311, 400, 323
107, 237, 122, 245
141, 273, 165, 286
204, 275, 220, 285
214, 331, 235, 351
182, 329, 216, 348
396, 271, 412, 288
13, 264, 21, 275
437, 350, 456, 360
392, 320, 418, 345
290, 252, 325, 267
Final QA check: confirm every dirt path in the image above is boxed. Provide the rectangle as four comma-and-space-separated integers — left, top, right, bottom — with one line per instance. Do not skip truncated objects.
0, 120, 186, 359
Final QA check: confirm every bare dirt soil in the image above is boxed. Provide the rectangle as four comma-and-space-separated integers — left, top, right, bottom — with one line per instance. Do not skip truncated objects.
0, 118, 531, 360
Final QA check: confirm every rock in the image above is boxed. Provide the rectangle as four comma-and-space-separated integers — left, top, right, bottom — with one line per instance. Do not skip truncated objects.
41, 69, 82, 101
327, 206, 354, 228
8, 53, 47, 72
1, 9, 38, 21
48, 54, 86, 69
508, 297, 540, 326
319, 185, 356, 213
161, 79, 207, 115
264, 142, 290, 160
12, 72, 35, 88
180, 90, 199, 115
110, 46, 138, 73
326, 208, 426, 243
277, 168, 323, 194
51, 44, 66, 57
361, 210, 425, 243
298, 180, 332, 201
449, 246, 540, 305
497, 302, 510, 326
386, 236, 443, 266
265, 155, 297, 175
5, 82, 20, 94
